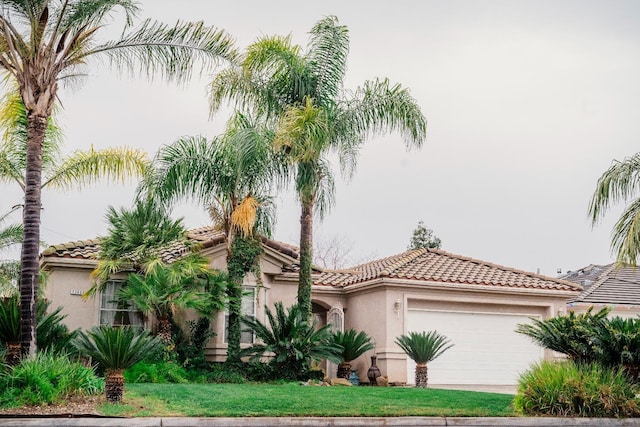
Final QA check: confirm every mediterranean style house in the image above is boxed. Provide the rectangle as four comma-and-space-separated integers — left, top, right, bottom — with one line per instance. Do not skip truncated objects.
40, 226, 581, 388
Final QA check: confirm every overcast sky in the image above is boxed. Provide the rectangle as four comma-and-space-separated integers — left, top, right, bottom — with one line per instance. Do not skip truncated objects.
2, 0, 640, 277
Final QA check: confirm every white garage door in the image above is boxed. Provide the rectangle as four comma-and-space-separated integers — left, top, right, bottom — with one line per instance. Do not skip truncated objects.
406, 309, 543, 385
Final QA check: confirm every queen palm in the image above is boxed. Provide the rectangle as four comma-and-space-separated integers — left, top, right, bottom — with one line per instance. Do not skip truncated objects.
141, 112, 286, 364
210, 16, 427, 319
0, 0, 237, 357
589, 154, 640, 265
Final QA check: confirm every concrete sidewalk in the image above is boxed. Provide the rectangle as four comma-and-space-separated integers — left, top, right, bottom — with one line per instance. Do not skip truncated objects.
2, 417, 640, 427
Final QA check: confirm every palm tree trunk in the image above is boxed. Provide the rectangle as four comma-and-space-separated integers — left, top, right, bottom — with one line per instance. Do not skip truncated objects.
415, 363, 429, 388
19, 112, 48, 358
105, 369, 125, 403
225, 278, 242, 366
157, 315, 172, 346
6, 342, 21, 366
297, 198, 314, 320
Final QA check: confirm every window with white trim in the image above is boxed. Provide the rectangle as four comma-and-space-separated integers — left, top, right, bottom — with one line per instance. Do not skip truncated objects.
99, 281, 144, 328
225, 286, 256, 344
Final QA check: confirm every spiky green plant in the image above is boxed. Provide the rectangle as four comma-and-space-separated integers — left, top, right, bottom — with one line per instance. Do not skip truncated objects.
395, 331, 453, 388
516, 307, 609, 363
241, 302, 342, 380
72, 326, 162, 403
331, 328, 374, 379
0, 296, 20, 365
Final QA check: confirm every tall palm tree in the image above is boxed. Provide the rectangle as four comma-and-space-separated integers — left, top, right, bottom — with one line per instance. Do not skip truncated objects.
141, 112, 286, 365
395, 331, 453, 388
210, 16, 427, 318
589, 154, 640, 265
0, 0, 237, 358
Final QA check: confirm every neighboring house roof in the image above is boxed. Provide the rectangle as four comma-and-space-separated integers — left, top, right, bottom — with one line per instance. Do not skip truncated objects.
315, 248, 580, 292
564, 263, 640, 306
40, 226, 299, 263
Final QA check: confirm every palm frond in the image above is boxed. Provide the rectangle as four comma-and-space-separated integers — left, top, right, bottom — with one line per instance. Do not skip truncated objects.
83, 19, 238, 84
307, 15, 349, 103
331, 328, 374, 363
610, 197, 640, 265
395, 331, 453, 365
589, 155, 640, 225
72, 325, 162, 370
42, 145, 149, 190
60, 0, 140, 31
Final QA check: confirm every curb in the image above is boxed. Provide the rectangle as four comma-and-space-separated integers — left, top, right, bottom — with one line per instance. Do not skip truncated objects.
2, 417, 640, 427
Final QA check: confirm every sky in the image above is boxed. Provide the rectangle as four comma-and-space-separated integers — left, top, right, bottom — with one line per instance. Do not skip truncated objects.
2, 0, 640, 277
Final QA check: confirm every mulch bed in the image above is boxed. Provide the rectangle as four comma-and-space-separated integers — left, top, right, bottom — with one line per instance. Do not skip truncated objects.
0, 395, 103, 417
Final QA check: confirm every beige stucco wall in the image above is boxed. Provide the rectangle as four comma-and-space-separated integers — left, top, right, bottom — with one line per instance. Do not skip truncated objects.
568, 303, 640, 319
335, 279, 576, 384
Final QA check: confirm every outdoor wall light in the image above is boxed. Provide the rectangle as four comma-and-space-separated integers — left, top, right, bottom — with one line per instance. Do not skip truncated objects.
393, 298, 401, 317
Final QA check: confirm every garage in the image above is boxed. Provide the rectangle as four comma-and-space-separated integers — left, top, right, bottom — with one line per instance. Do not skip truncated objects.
406, 309, 544, 385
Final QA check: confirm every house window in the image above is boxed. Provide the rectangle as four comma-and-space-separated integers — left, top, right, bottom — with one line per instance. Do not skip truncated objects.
99, 281, 144, 328
225, 286, 256, 344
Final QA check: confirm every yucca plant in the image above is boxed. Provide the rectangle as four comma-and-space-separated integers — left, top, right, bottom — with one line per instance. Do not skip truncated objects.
72, 326, 162, 403
331, 329, 374, 379
395, 331, 453, 388
241, 302, 342, 380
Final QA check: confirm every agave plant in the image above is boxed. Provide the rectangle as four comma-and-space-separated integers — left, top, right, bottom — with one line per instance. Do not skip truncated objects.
395, 331, 453, 388
331, 329, 374, 379
72, 326, 162, 403
241, 302, 342, 380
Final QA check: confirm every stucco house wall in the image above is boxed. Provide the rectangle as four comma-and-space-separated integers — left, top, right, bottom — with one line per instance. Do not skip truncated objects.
40, 226, 582, 387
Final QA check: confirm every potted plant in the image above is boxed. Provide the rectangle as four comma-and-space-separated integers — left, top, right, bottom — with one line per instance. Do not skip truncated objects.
331, 329, 374, 379
395, 330, 453, 388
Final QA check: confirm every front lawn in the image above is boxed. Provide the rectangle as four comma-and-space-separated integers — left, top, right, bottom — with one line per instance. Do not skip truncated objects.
99, 383, 516, 417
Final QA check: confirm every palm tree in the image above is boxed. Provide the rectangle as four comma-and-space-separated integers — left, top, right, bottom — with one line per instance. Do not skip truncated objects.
116, 255, 226, 347
589, 154, 640, 265
72, 326, 162, 403
210, 16, 427, 319
0, 0, 237, 358
140, 112, 286, 365
89, 198, 190, 286
331, 328, 374, 379
240, 302, 342, 380
395, 331, 453, 388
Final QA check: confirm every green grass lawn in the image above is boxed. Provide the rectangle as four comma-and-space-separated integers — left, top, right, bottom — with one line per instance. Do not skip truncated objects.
98, 383, 516, 417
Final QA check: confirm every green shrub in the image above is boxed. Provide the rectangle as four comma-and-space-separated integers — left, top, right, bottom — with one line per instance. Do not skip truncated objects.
172, 316, 214, 370
515, 360, 640, 417
202, 362, 247, 384
0, 352, 103, 407
124, 361, 188, 383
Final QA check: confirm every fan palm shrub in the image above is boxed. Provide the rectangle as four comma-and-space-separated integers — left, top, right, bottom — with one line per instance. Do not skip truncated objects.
395, 331, 453, 388
331, 329, 374, 379
240, 302, 342, 380
72, 326, 162, 403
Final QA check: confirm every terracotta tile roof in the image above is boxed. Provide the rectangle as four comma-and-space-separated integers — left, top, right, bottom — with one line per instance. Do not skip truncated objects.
41, 226, 299, 263
566, 263, 640, 306
315, 248, 580, 292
